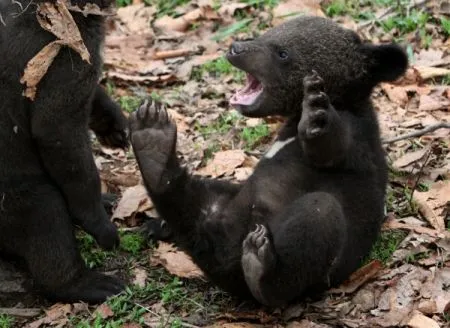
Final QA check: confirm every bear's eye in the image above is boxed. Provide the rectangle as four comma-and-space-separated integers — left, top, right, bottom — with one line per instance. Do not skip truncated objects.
278, 50, 289, 60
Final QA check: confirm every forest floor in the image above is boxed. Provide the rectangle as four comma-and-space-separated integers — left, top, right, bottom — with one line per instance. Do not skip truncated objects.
1, 0, 449, 327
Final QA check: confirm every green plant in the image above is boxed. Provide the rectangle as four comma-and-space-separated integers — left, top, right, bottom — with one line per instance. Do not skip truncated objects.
196, 111, 242, 137
212, 18, 253, 41
116, 0, 132, 7
241, 124, 270, 150
118, 96, 143, 113
191, 57, 245, 82
0, 315, 14, 328
77, 232, 111, 268
144, 0, 190, 18
441, 17, 450, 36
241, 0, 279, 8
120, 232, 146, 255
365, 230, 407, 264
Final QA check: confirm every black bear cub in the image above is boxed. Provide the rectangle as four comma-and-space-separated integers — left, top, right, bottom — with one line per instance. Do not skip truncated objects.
0, 0, 127, 302
130, 16, 408, 306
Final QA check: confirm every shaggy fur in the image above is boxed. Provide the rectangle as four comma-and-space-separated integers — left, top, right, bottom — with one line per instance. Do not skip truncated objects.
0, 0, 126, 302
129, 16, 408, 306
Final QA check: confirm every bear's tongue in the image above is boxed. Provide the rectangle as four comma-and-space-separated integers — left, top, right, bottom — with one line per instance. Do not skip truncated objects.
230, 73, 263, 106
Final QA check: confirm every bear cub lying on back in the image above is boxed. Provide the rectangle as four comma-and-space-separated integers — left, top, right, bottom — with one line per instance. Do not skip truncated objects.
129, 16, 408, 306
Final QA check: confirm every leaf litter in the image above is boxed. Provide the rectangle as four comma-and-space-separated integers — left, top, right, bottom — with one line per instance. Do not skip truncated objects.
8, 0, 450, 327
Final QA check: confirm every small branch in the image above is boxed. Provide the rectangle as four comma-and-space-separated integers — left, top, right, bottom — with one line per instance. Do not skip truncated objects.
152, 49, 192, 60
382, 122, 450, 144
0, 308, 41, 318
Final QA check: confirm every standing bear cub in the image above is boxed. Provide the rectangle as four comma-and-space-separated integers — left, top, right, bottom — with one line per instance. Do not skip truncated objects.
0, 0, 127, 303
129, 16, 408, 306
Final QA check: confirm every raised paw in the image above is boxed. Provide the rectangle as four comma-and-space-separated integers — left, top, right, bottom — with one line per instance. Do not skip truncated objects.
299, 70, 332, 140
129, 99, 178, 193
241, 224, 276, 304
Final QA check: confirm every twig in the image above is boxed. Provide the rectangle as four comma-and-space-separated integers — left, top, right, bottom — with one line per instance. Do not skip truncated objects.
152, 49, 192, 60
382, 122, 450, 144
408, 146, 431, 206
0, 308, 42, 318
0, 12, 5, 26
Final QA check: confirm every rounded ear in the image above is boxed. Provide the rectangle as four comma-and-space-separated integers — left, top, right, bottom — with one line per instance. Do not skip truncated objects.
361, 43, 408, 82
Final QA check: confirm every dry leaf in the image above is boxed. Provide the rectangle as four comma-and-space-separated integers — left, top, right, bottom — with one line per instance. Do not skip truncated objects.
197, 150, 247, 177
94, 304, 114, 319
392, 147, 429, 169
329, 260, 383, 294
413, 181, 449, 232
150, 242, 204, 279
418, 94, 446, 111
132, 267, 148, 288
407, 310, 440, 328
112, 184, 153, 220
286, 320, 331, 328
21, 0, 91, 100
415, 66, 450, 80
25, 303, 71, 328
116, 4, 156, 34
272, 0, 325, 26
381, 84, 409, 106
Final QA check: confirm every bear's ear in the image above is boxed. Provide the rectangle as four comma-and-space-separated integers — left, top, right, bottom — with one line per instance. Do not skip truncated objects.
360, 43, 408, 83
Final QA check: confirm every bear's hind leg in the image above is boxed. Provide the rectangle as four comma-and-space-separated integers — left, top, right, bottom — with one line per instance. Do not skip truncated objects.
241, 192, 347, 307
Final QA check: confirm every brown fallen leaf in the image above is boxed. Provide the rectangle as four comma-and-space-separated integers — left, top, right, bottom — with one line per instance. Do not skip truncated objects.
116, 4, 156, 34
415, 66, 450, 80
287, 320, 331, 328
94, 304, 114, 319
21, 0, 91, 100
418, 94, 446, 111
25, 303, 72, 328
272, 0, 325, 26
329, 260, 383, 294
407, 310, 440, 328
112, 184, 153, 220
197, 149, 247, 177
413, 181, 449, 232
380, 84, 409, 106
420, 268, 450, 314
132, 267, 148, 288
150, 242, 204, 279
392, 147, 429, 169
382, 216, 449, 238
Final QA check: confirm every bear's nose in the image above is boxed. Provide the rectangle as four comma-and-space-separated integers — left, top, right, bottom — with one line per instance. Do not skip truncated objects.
230, 42, 246, 56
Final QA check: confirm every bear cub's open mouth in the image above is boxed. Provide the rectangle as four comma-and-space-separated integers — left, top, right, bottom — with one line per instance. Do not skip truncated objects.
230, 73, 263, 106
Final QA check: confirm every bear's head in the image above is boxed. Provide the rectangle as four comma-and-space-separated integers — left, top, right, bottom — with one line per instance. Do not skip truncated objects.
226, 15, 408, 117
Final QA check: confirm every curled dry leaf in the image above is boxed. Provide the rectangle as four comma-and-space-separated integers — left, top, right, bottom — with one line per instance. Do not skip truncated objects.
407, 310, 440, 328
197, 149, 247, 177
94, 304, 114, 319
150, 242, 204, 279
63, 0, 116, 16
392, 147, 429, 170
132, 267, 148, 288
329, 260, 383, 294
112, 184, 153, 220
272, 0, 325, 26
20, 0, 91, 100
413, 181, 449, 232
415, 66, 450, 80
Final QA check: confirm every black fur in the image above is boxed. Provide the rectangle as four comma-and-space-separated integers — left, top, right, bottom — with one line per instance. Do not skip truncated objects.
130, 16, 408, 307
0, 0, 126, 303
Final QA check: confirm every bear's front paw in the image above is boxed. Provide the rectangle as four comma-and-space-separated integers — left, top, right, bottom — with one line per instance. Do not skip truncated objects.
298, 71, 332, 140
129, 99, 178, 193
